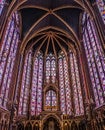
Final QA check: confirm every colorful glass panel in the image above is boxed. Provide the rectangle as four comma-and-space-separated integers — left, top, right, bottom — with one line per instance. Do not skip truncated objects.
0, 0, 5, 15
58, 52, 72, 115
18, 50, 32, 115
36, 54, 43, 115
46, 57, 50, 83
31, 57, 38, 115
30, 52, 43, 116
0, 12, 20, 107
45, 90, 57, 111
58, 56, 66, 114
51, 56, 56, 83
96, 0, 105, 24
46, 54, 56, 84
82, 13, 105, 106
69, 51, 84, 116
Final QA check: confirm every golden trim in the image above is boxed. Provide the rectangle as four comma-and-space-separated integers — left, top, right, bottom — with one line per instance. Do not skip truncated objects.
45, 36, 50, 56
20, 26, 77, 53
18, 5, 49, 12
53, 5, 83, 12
51, 36, 57, 58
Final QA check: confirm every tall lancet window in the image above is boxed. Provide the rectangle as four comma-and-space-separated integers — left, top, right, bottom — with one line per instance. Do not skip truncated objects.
0, 12, 20, 107
46, 54, 56, 84
69, 50, 84, 116
18, 50, 32, 115
51, 56, 56, 83
82, 13, 105, 106
0, 0, 5, 15
45, 90, 57, 111
46, 56, 50, 83
58, 52, 72, 115
31, 52, 43, 116
96, 0, 105, 24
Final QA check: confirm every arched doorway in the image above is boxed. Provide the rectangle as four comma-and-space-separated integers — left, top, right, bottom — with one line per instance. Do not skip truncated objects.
43, 117, 60, 130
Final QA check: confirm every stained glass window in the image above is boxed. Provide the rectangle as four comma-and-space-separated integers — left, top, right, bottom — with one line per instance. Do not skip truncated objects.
58, 52, 72, 115
46, 54, 56, 84
69, 50, 84, 116
31, 52, 43, 116
0, 12, 20, 108
36, 53, 43, 115
18, 50, 32, 115
51, 56, 56, 83
45, 90, 57, 111
96, 0, 105, 24
82, 13, 105, 106
46, 56, 50, 83
0, 0, 5, 15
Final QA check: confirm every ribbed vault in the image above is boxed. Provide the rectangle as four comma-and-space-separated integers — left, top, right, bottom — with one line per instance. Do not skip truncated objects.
26, 28, 77, 56
19, 7, 82, 52
5, 0, 95, 53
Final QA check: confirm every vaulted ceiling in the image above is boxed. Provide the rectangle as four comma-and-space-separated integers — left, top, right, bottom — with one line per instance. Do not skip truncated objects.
13, 0, 93, 54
